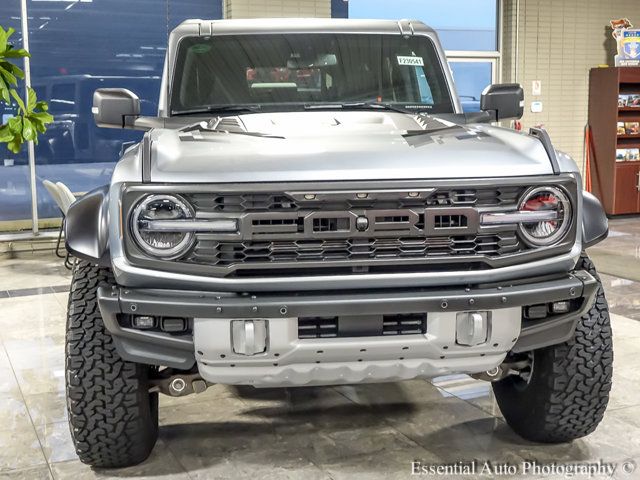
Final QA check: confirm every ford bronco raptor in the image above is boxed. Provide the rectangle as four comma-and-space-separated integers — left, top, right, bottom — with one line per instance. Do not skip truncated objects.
65, 18, 612, 468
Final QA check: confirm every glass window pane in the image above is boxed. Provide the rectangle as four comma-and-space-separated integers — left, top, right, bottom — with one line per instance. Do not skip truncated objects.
0, 0, 32, 232
22, 0, 222, 226
449, 61, 493, 112
346, 0, 498, 51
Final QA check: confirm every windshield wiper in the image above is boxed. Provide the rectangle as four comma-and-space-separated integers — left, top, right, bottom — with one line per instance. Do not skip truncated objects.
304, 102, 412, 114
172, 105, 262, 116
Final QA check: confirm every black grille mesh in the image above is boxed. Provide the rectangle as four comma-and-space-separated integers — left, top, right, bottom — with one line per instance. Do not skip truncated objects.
189, 234, 520, 266
298, 313, 427, 339
187, 187, 523, 213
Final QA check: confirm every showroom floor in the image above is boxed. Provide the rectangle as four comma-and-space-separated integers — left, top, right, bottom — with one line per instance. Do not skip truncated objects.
0, 219, 639, 480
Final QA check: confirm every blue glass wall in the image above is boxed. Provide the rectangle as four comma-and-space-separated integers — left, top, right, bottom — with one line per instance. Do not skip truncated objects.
0, 0, 222, 228
0, 1, 29, 229
346, 0, 498, 51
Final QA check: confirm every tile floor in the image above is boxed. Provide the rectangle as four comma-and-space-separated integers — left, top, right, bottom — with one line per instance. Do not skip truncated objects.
0, 219, 639, 479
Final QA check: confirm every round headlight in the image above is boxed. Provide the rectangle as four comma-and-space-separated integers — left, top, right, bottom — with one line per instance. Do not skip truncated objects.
131, 195, 195, 259
518, 186, 571, 246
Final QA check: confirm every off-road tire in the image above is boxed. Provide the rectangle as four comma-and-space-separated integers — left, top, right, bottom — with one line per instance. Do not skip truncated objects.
66, 260, 158, 468
493, 253, 613, 443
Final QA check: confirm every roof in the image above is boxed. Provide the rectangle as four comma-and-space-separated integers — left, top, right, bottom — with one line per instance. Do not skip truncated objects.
172, 18, 436, 37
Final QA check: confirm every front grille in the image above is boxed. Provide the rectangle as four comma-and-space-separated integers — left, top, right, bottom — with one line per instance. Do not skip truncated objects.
186, 186, 522, 214
297, 313, 427, 339
189, 233, 520, 267
126, 185, 545, 276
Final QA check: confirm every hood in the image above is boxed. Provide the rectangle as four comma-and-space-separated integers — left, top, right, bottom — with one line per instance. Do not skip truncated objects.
149, 111, 554, 183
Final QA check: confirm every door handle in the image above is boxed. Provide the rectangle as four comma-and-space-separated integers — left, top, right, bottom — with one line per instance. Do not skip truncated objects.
637, 171, 640, 192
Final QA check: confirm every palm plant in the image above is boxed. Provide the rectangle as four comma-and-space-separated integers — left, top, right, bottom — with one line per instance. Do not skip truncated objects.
0, 25, 52, 154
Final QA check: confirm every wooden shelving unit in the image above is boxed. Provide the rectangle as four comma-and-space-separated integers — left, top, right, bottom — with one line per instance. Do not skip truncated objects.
588, 67, 640, 216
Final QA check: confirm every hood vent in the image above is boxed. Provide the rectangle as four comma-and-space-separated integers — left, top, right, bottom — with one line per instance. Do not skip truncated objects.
213, 116, 246, 133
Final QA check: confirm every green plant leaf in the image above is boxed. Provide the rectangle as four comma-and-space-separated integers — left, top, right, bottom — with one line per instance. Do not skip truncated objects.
0, 27, 13, 54
3, 48, 30, 59
26, 87, 37, 111
0, 75, 9, 103
8, 135, 23, 153
3, 61, 24, 79
0, 64, 17, 87
8, 116, 22, 133
0, 125, 12, 142
22, 117, 35, 141
31, 111, 54, 124
10, 88, 25, 113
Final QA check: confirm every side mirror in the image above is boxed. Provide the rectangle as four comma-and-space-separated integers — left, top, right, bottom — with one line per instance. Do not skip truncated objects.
92, 88, 140, 129
480, 83, 524, 121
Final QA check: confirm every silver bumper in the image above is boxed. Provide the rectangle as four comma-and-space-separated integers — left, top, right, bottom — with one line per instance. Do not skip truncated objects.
194, 309, 520, 387
97, 270, 599, 384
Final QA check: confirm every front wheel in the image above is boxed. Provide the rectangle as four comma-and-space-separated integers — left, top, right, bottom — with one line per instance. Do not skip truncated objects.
66, 261, 159, 468
493, 254, 613, 443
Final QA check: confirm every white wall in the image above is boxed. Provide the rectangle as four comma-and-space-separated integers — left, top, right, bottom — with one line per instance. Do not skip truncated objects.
224, 0, 331, 19
502, 0, 638, 171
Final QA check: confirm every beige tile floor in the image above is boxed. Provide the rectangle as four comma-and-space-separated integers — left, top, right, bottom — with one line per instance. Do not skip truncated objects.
0, 219, 639, 479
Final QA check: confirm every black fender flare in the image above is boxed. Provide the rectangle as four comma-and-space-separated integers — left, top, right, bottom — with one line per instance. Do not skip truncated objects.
65, 185, 111, 266
582, 191, 608, 249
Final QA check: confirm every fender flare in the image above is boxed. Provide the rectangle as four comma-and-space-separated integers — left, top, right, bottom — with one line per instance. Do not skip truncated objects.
582, 191, 608, 249
65, 185, 111, 266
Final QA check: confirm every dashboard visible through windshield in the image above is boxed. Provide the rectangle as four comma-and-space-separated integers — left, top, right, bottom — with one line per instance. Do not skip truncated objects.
170, 33, 454, 115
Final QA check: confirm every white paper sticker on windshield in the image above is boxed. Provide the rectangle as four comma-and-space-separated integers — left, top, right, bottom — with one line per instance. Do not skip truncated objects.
397, 56, 424, 66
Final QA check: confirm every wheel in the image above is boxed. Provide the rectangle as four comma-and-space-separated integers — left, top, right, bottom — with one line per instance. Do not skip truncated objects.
493, 253, 613, 443
65, 260, 158, 468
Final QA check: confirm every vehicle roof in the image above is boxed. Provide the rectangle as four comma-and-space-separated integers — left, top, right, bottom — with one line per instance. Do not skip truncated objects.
172, 18, 436, 37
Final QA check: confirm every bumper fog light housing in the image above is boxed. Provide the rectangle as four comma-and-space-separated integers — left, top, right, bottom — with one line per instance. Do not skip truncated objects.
132, 315, 156, 329
551, 300, 571, 314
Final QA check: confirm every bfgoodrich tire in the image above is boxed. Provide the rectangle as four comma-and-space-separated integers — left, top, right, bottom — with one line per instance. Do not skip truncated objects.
493, 253, 613, 443
65, 261, 158, 468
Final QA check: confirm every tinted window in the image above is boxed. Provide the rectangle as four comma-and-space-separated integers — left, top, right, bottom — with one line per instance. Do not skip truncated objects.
171, 34, 454, 114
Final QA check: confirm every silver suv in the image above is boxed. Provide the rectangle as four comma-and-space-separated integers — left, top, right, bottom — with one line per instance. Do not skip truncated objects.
64, 18, 612, 468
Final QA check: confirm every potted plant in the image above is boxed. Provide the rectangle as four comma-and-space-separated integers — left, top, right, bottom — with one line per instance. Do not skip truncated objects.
0, 25, 52, 154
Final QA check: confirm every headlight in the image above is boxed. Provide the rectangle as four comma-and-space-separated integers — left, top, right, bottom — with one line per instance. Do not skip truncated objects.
518, 186, 571, 246
131, 195, 195, 259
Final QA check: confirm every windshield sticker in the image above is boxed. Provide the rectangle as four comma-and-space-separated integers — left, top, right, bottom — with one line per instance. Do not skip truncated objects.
397, 56, 424, 66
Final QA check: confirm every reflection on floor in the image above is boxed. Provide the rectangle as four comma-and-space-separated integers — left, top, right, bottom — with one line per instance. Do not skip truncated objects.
0, 218, 639, 479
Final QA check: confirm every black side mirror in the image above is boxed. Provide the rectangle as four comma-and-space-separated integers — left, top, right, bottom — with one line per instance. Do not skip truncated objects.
480, 83, 524, 121
93, 88, 140, 129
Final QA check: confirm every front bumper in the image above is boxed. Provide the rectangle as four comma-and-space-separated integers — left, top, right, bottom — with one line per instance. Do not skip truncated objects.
97, 270, 597, 386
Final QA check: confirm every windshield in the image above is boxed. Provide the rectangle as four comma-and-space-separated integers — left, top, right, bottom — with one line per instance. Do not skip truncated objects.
170, 33, 454, 115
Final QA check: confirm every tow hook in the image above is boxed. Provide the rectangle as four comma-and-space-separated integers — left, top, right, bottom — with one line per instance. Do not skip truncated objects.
472, 366, 508, 382
149, 371, 213, 397
471, 358, 531, 382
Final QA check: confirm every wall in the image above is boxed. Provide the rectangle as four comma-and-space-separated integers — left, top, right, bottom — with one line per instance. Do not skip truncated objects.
224, 0, 331, 19
501, 0, 635, 172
